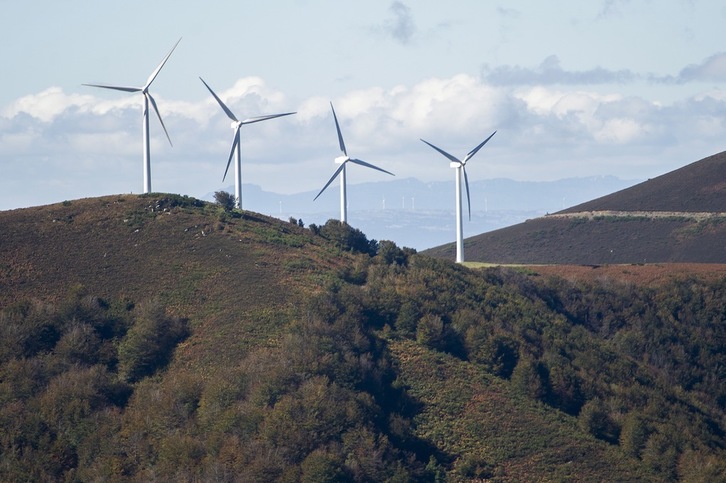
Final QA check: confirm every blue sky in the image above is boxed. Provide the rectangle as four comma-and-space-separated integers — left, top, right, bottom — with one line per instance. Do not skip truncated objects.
2, 0, 725, 210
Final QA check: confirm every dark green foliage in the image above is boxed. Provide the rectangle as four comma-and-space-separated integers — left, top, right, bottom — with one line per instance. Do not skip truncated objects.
376, 240, 412, 266
578, 398, 619, 444
511, 356, 547, 400
395, 300, 421, 336
416, 314, 445, 349
468, 332, 520, 379
214, 190, 236, 211
619, 411, 650, 458
319, 219, 378, 256
118, 299, 190, 382
300, 448, 346, 483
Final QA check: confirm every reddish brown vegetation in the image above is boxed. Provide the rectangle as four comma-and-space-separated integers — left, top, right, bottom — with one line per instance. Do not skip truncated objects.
527, 263, 726, 286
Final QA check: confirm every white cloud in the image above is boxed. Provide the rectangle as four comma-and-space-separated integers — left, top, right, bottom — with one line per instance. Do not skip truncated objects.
2, 87, 96, 122
2, 68, 726, 210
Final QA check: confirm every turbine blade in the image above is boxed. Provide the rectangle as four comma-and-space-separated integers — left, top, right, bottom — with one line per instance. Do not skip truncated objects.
223, 129, 240, 182
420, 139, 461, 164
313, 162, 346, 201
348, 158, 395, 176
463, 166, 472, 221
330, 102, 347, 156
145, 37, 182, 89
199, 77, 238, 122
82, 83, 141, 93
464, 130, 497, 163
240, 112, 296, 125
147, 93, 172, 147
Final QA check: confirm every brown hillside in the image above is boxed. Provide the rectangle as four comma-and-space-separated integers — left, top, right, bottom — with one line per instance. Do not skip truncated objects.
0, 194, 351, 365
425, 151, 726, 264
561, 151, 726, 213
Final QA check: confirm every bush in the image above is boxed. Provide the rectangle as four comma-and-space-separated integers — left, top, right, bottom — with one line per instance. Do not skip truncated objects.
319, 220, 377, 256
511, 357, 547, 400
376, 240, 409, 266
214, 190, 236, 211
416, 314, 445, 349
578, 398, 619, 444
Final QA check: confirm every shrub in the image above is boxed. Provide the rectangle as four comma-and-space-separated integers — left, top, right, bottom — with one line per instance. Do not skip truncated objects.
511, 356, 547, 400
578, 398, 619, 443
416, 314, 445, 350
214, 190, 236, 211
319, 220, 377, 256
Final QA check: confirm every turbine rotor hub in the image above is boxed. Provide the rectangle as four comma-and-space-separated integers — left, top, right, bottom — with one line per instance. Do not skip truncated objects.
335, 155, 349, 164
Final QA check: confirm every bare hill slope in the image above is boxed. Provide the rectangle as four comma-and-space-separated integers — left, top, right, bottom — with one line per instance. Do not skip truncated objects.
424, 151, 726, 264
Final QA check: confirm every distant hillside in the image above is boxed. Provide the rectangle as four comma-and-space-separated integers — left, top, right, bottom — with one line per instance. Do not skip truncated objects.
203, 175, 639, 250
561, 151, 726, 213
424, 152, 726, 264
0, 194, 724, 481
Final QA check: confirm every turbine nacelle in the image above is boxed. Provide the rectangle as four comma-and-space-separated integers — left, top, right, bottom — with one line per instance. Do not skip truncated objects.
313, 102, 395, 215
199, 76, 295, 209
421, 131, 496, 262
83, 37, 181, 194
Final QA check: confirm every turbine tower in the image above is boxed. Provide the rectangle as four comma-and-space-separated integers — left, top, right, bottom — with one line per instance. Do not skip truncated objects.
420, 131, 496, 263
314, 102, 394, 223
84, 38, 181, 194
200, 77, 295, 210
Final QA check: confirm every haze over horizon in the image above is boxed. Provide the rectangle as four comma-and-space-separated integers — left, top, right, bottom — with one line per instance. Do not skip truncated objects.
2, 1, 725, 212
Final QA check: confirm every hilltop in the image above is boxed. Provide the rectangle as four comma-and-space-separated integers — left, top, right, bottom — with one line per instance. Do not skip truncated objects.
424, 151, 726, 264
0, 194, 724, 481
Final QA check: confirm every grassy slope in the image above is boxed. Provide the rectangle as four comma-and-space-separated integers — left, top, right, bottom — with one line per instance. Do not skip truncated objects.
0, 194, 352, 370
388, 340, 654, 482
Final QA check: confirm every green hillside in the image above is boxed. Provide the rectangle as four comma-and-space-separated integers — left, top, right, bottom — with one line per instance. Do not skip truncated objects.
0, 194, 724, 481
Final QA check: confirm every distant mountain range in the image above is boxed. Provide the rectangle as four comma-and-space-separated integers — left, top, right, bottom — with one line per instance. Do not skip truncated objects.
204, 176, 639, 250
424, 151, 726, 263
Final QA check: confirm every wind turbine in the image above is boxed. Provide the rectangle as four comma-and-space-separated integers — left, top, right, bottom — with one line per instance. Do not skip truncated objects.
420, 131, 496, 263
200, 77, 295, 210
314, 102, 394, 223
83, 38, 181, 194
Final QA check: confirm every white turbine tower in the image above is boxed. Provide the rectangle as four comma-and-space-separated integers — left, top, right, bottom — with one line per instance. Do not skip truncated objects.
200, 77, 295, 210
83, 38, 181, 194
421, 131, 496, 263
314, 102, 394, 223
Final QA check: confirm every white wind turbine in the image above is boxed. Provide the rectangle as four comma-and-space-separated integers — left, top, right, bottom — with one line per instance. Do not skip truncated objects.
314, 102, 394, 223
200, 77, 295, 210
421, 131, 496, 263
83, 38, 181, 194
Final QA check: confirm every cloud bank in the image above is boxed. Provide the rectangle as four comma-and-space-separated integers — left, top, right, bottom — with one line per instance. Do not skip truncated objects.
2, 55, 725, 211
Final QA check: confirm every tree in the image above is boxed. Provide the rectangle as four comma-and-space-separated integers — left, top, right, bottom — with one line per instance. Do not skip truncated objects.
118, 300, 189, 382
578, 398, 619, 444
214, 190, 236, 211
511, 357, 547, 400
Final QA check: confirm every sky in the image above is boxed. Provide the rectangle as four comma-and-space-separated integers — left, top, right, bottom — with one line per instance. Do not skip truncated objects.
2, 0, 726, 211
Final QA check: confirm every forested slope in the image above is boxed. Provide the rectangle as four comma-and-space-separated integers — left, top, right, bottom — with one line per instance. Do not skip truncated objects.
0, 194, 723, 481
